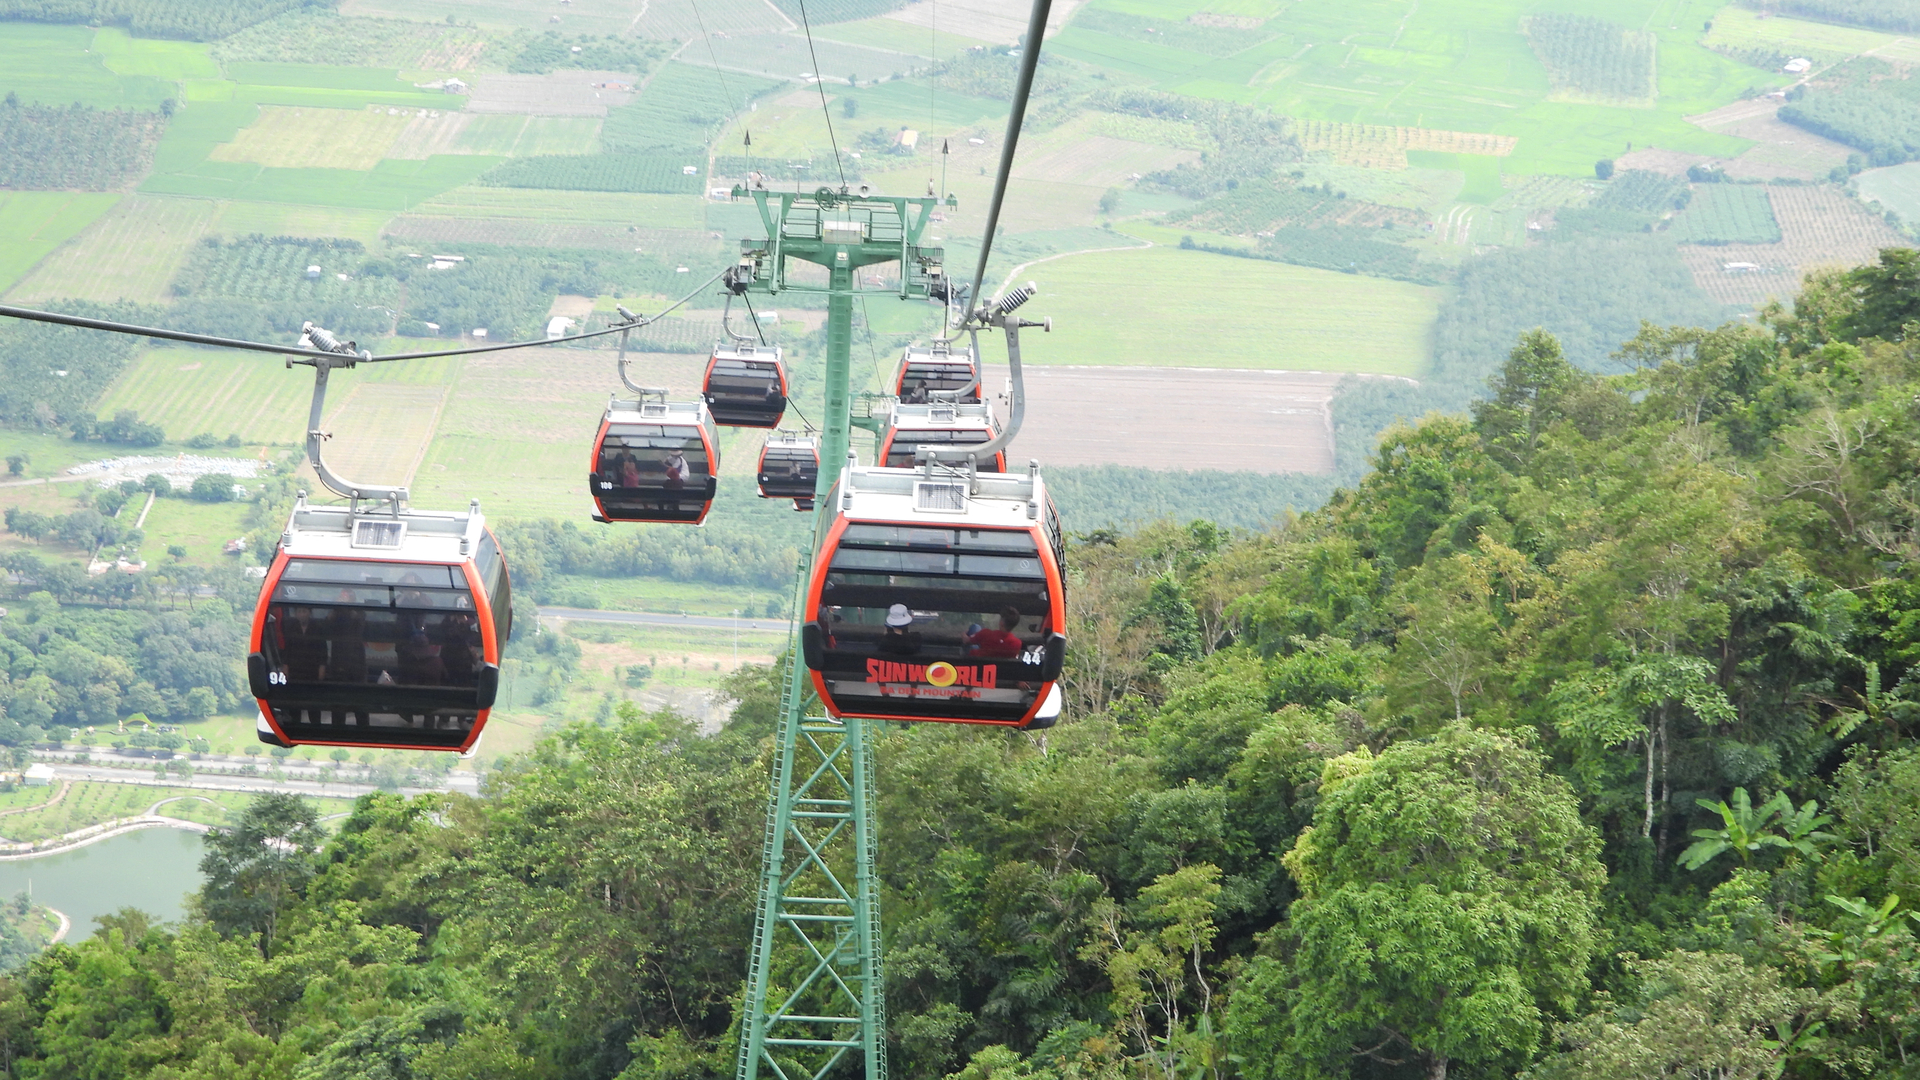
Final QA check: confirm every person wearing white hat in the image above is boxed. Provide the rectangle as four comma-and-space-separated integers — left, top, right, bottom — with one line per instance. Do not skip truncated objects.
877, 603, 922, 656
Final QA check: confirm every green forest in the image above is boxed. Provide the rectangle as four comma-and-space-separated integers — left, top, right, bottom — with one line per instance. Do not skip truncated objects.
4, 252, 1920, 1079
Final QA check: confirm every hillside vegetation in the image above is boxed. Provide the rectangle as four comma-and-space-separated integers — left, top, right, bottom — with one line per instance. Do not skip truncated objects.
4, 255, 1920, 1078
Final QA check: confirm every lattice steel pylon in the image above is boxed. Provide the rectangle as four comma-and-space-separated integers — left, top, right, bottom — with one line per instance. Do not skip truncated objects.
731, 186, 952, 1080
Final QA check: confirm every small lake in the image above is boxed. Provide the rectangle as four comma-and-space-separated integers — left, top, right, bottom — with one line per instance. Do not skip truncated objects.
0, 828, 205, 938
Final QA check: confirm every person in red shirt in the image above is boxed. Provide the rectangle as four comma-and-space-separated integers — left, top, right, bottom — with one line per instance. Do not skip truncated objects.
966, 607, 1024, 659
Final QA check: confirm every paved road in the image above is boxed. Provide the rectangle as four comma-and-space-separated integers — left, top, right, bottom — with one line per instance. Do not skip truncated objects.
539, 607, 793, 633
35, 760, 474, 801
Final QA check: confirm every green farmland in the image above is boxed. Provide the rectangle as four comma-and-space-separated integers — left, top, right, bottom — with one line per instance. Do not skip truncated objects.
0, 193, 123, 293
1017, 245, 1439, 376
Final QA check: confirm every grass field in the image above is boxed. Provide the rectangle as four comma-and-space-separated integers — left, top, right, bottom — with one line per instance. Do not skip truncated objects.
90, 28, 221, 82
410, 187, 705, 228
6, 196, 219, 306
0, 193, 123, 295
1857, 163, 1920, 223
1012, 245, 1438, 376
97, 348, 312, 446
209, 106, 416, 170
210, 202, 396, 246
143, 155, 504, 211
814, 15, 994, 59
1052, 0, 1757, 176
0, 25, 175, 110
0, 781, 359, 843
137, 496, 255, 566
342, 0, 646, 36
1702, 7, 1920, 65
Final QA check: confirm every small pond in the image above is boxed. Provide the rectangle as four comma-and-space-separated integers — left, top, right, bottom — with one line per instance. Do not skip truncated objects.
0, 828, 205, 938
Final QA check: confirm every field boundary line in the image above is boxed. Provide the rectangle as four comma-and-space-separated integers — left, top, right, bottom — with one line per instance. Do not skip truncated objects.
397, 383, 451, 489
994, 235, 1154, 300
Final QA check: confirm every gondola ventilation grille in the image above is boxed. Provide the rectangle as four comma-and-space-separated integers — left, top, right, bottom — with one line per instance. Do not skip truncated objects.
915, 481, 967, 511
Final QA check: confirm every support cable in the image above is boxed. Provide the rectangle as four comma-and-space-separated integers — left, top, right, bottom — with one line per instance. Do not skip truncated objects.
966, 0, 1054, 312
794, 0, 848, 188
0, 266, 728, 365
689, 0, 742, 122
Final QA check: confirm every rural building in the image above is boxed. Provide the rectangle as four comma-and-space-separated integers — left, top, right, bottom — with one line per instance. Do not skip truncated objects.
1784, 57, 1811, 73
306, 265, 321, 279
443, 77, 468, 93
897, 129, 919, 150
547, 317, 574, 339
23, 764, 55, 787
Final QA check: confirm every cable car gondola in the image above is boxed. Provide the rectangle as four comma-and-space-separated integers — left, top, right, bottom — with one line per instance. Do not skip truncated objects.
800, 462, 1066, 728
893, 342, 979, 404
879, 401, 1006, 471
590, 396, 721, 524
757, 431, 820, 510
248, 322, 511, 752
250, 495, 510, 752
703, 343, 788, 427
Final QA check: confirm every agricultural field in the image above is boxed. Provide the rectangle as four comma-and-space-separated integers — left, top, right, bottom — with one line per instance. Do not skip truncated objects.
171, 235, 401, 309
1672, 184, 1783, 244
3, 195, 213, 305
478, 151, 707, 194
136, 495, 256, 566
0, 26, 179, 110
208, 106, 416, 170
96, 347, 316, 445
210, 202, 395, 246
696, 33, 918, 87
1702, 7, 1920, 65
1679, 184, 1905, 305
1004, 365, 1348, 474
1296, 121, 1518, 169
409, 187, 707, 228
1012, 131, 1198, 188
387, 113, 608, 159
814, 15, 994, 59
409, 348, 709, 520
0, 193, 122, 294
1857, 161, 1920, 222
312, 382, 449, 491
465, 71, 638, 118
1522, 13, 1656, 104
1015, 245, 1439, 376
1688, 98, 1857, 182
341, 0, 642, 37
211, 11, 493, 69
882, 0, 1084, 46
605, 63, 784, 151
634, 0, 793, 39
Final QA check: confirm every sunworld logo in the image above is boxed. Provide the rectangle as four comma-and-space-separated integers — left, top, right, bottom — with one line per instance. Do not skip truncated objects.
865, 659, 999, 688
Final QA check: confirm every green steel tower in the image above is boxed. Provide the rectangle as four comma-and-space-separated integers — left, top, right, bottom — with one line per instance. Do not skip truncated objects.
730, 186, 952, 1080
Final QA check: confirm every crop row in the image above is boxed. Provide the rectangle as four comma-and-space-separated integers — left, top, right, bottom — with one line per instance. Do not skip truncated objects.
1524, 13, 1656, 101
1673, 185, 1782, 245
477, 151, 708, 194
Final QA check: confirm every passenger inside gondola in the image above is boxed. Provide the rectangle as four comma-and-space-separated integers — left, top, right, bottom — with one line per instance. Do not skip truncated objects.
966, 607, 1024, 658
876, 604, 922, 656
594, 424, 713, 521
